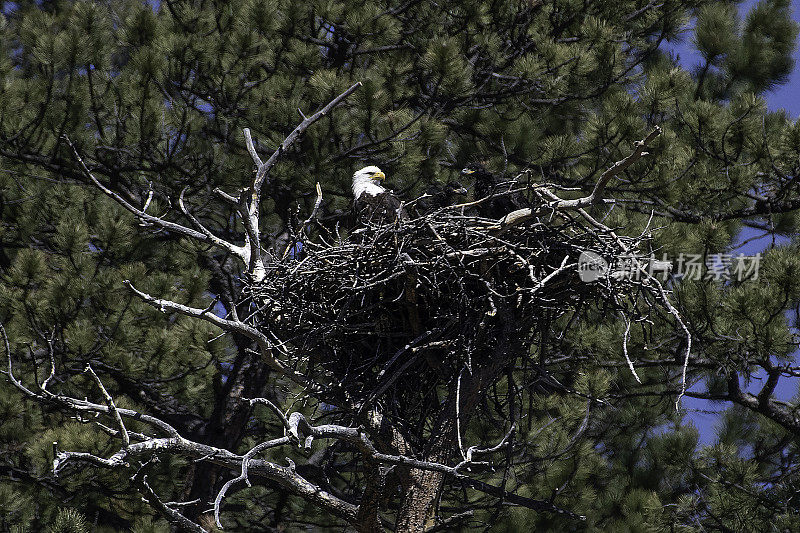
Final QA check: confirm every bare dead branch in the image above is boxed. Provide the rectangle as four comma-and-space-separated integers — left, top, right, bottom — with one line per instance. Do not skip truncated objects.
213, 437, 291, 529
496, 127, 662, 229
122, 280, 308, 387
4, 323, 179, 438
239, 82, 361, 281
589, 126, 661, 201
247, 83, 361, 197
132, 472, 207, 533
178, 186, 247, 260
84, 364, 130, 449
244, 397, 290, 430
63, 136, 209, 243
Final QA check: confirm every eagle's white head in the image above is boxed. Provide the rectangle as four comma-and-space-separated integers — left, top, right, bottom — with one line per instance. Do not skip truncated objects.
352, 165, 386, 199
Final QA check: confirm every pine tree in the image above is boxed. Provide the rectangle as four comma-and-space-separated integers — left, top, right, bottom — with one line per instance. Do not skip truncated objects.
1, 0, 799, 531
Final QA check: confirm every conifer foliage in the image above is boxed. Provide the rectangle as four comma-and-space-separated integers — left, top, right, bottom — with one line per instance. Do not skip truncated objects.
1, 1, 800, 531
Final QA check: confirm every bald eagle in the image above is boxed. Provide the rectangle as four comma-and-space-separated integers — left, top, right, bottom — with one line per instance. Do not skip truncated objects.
352, 166, 407, 224
461, 164, 527, 219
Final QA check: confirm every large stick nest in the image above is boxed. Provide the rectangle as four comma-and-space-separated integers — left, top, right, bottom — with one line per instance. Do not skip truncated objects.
242, 199, 658, 419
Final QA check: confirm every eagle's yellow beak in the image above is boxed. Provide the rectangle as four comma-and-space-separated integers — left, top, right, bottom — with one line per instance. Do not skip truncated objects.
371, 171, 386, 181
462, 168, 475, 175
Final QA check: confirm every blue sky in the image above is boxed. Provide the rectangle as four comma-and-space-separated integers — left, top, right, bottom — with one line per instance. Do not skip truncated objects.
669, 0, 800, 119
667, 0, 800, 443
746, 0, 800, 119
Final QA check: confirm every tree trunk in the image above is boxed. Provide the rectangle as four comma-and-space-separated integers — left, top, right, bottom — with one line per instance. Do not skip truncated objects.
355, 459, 385, 532
395, 305, 518, 531
396, 468, 445, 532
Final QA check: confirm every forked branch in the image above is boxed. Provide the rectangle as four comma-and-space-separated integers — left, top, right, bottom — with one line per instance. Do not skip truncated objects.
67, 82, 362, 283
497, 127, 662, 228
